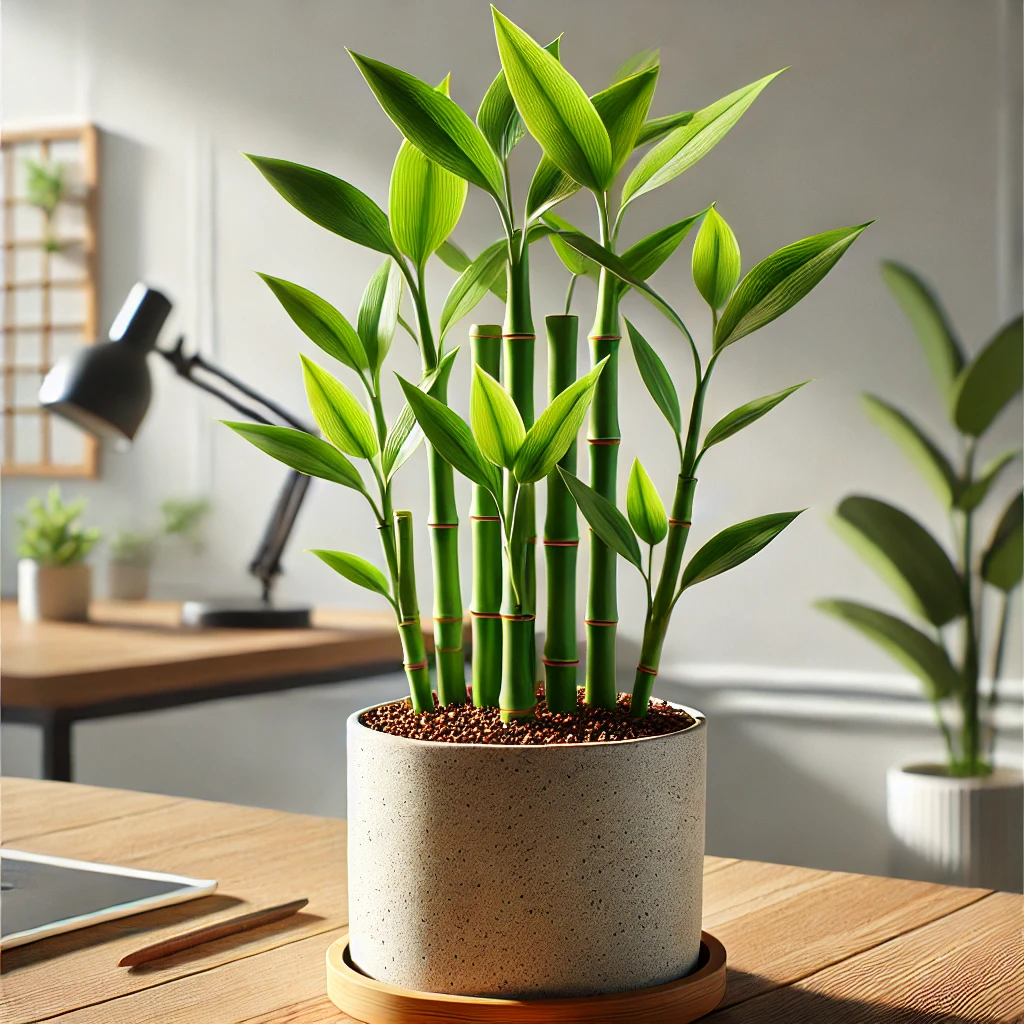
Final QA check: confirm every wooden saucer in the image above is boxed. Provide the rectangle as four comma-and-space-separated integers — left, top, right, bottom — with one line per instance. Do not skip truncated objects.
326, 931, 727, 1023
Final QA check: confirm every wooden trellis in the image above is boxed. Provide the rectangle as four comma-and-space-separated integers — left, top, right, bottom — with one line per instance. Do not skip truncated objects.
1, 124, 99, 477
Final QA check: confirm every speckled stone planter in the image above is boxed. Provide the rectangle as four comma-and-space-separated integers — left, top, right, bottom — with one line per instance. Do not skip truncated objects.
346, 702, 707, 999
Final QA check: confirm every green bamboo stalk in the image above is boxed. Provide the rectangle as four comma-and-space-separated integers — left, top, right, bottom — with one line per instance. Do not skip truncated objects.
470, 324, 503, 708
394, 509, 433, 714
544, 314, 580, 713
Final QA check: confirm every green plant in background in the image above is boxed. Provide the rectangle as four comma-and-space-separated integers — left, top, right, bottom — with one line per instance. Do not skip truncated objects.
16, 486, 100, 565
109, 530, 158, 567
24, 159, 66, 253
819, 262, 1023, 776
160, 497, 211, 550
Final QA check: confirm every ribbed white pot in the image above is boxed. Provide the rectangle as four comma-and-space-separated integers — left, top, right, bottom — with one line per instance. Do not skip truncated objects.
887, 762, 1024, 892
107, 563, 151, 600
346, 703, 707, 999
17, 560, 91, 622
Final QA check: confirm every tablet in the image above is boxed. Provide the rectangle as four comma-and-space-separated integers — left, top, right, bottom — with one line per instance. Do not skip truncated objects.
1, 849, 217, 949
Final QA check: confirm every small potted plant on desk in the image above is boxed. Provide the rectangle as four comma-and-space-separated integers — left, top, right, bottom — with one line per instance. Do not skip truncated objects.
227, 9, 868, 1019
819, 261, 1023, 892
16, 486, 101, 622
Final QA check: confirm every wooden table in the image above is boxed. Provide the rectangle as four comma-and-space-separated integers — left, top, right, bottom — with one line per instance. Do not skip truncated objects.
3, 778, 1021, 1023
1, 601, 410, 782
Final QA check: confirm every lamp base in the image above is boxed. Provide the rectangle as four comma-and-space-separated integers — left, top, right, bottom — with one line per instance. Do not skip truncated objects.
181, 598, 311, 629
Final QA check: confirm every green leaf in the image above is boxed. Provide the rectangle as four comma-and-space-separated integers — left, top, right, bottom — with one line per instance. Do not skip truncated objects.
558, 468, 643, 570
222, 421, 365, 492
382, 402, 422, 482
815, 600, 961, 701
692, 205, 741, 310
682, 510, 802, 589
436, 239, 506, 301
472, 364, 525, 468
300, 355, 378, 459
525, 155, 581, 222
956, 449, 1021, 512
716, 223, 871, 350
624, 318, 680, 434
591, 66, 659, 174
621, 70, 785, 208
953, 316, 1023, 437
635, 110, 695, 148
616, 210, 705, 297
982, 491, 1023, 592
246, 155, 396, 256
492, 8, 613, 191
543, 211, 600, 279
309, 549, 394, 606
514, 358, 607, 483
390, 138, 468, 265
834, 496, 964, 626
861, 395, 959, 506
397, 375, 500, 493
439, 238, 507, 340
358, 259, 403, 375
348, 52, 504, 198
880, 260, 965, 408
610, 47, 660, 85
627, 459, 667, 544
702, 381, 808, 452
257, 274, 368, 373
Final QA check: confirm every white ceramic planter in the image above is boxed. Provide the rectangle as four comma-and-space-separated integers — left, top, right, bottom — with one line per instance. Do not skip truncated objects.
887, 762, 1024, 892
107, 563, 151, 600
17, 559, 91, 622
346, 702, 707, 999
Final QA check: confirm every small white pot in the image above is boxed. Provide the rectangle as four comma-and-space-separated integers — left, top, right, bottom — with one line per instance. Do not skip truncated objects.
887, 762, 1024, 892
17, 559, 91, 622
107, 562, 151, 601
346, 702, 707, 999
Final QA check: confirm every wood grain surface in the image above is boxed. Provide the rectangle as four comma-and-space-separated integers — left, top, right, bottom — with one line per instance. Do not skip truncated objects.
2, 778, 1019, 1024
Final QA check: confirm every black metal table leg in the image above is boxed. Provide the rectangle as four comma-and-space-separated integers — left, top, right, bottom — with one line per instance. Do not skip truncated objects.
40, 710, 73, 782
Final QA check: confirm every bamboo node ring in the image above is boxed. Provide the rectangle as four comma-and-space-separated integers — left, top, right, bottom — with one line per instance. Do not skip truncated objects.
428, 522, 458, 529
588, 438, 621, 446
404, 660, 428, 672
669, 519, 692, 528
470, 515, 501, 522
542, 657, 581, 667
584, 619, 618, 627
543, 539, 579, 547
470, 611, 502, 619
636, 665, 658, 676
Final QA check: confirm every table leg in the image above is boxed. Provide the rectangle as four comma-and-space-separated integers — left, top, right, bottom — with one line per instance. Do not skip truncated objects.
40, 710, 73, 782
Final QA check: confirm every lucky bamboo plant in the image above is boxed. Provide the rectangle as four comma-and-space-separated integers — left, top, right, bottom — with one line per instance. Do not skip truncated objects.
228, 8, 868, 722
820, 262, 1023, 776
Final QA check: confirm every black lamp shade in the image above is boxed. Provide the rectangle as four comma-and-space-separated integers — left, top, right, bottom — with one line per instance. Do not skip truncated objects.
39, 284, 172, 441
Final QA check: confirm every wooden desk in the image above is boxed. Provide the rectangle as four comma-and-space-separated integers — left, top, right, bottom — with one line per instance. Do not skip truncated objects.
1, 601, 410, 782
2, 778, 1021, 1023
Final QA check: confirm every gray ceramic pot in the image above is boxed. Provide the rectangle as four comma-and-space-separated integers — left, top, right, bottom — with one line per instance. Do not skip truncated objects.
346, 702, 707, 999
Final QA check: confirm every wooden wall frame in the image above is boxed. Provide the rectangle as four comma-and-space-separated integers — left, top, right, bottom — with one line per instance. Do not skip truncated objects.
1, 124, 99, 478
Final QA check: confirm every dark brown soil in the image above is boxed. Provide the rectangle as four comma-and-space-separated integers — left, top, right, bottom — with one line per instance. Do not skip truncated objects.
360, 688, 695, 744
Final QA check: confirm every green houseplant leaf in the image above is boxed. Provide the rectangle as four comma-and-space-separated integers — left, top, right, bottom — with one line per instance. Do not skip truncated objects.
525, 155, 581, 222
956, 449, 1021, 512
543, 211, 600, 279
715, 223, 872, 350
625, 318, 681, 434
222, 422, 365, 492
439, 239, 507, 340
833, 495, 964, 626
590, 65, 659, 174
616, 211, 705, 297
436, 238, 506, 301
626, 459, 667, 544
246, 156, 396, 257
815, 599, 961, 701
982, 491, 1023, 592
358, 259, 403, 376
300, 356, 378, 459
681, 510, 803, 589
634, 110, 695, 148
691, 205, 741, 310
309, 549, 394, 607
382, 402, 422, 482
472, 364, 525, 469
611, 47, 660, 85
702, 381, 809, 453
558, 468, 643, 570
953, 316, 1023, 437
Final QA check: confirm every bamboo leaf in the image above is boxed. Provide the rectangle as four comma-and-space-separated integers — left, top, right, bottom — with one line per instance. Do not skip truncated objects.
525, 154, 581, 222
436, 239, 506, 301
309, 549, 394, 605
624, 318, 681, 434
692, 205, 741, 310
716, 223, 871, 350
257, 274, 368, 373
514, 358, 607, 483
956, 449, 1021, 512
358, 259, 403, 375
543, 211, 600, 279
953, 316, 1023, 437
222, 421, 365, 492
382, 402, 422, 481
472, 364, 525, 469
300, 355, 378, 459
621, 70, 784, 208
558, 467, 643, 570
591, 65, 659, 174
815, 599, 960, 701
246, 155, 396, 256
492, 8, 613, 191
834, 495, 964, 626
702, 381, 809, 452
348, 52, 505, 198
881, 260, 965, 408
682, 510, 802, 589
611, 47, 660, 85
635, 110, 695, 148
397, 375, 500, 493
862, 395, 959, 506
627, 459, 667, 544
982, 491, 1023, 592
439, 238, 507, 340
615, 210, 705, 297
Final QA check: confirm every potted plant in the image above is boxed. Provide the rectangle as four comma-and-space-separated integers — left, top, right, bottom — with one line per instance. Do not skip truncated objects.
227, 9, 867, 1014
16, 486, 101, 622
819, 261, 1023, 892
